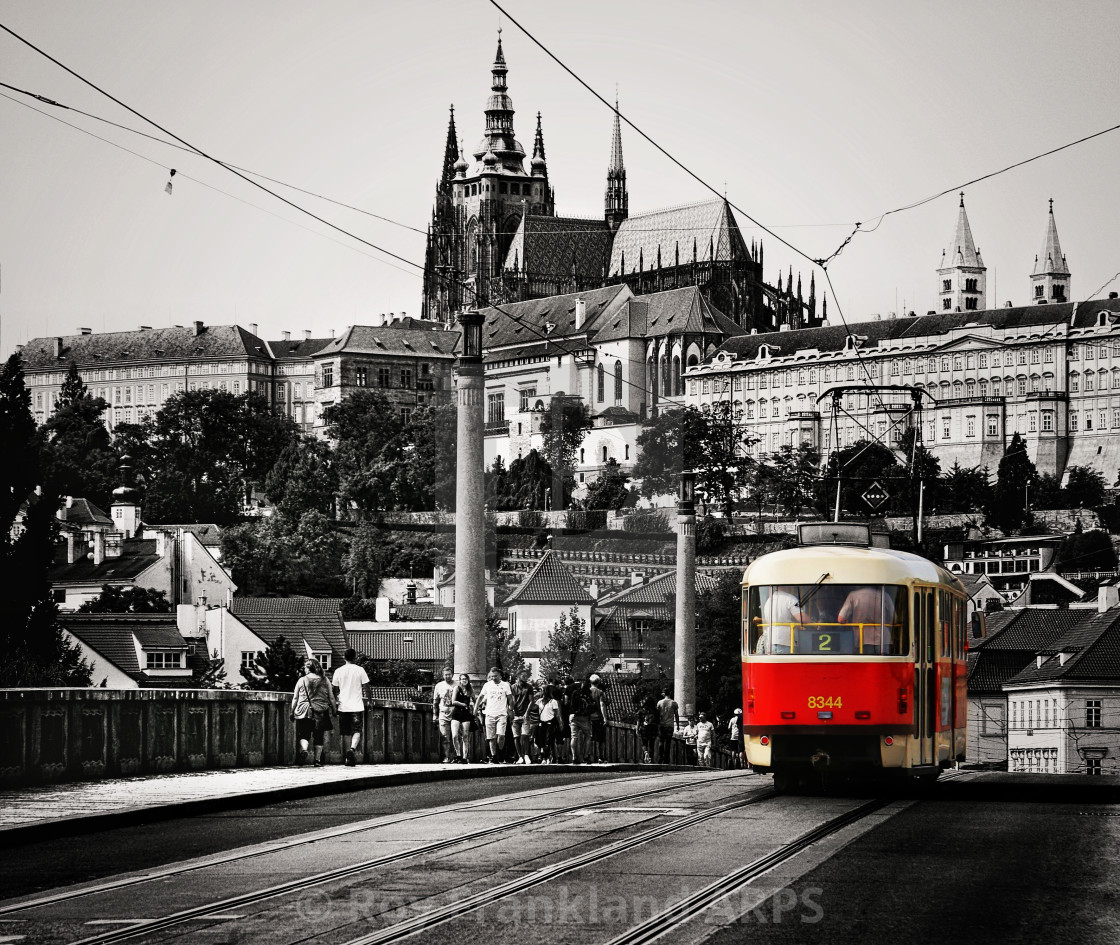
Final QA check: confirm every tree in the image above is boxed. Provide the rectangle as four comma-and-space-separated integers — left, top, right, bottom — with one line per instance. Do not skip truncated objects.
580, 458, 634, 511
193, 649, 230, 688
0, 353, 93, 687
41, 361, 118, 509
765, 443, 822, 519
493, 450, 554, 510
78, 585, 173, 613
324, 389, 408, 517
538, 395, 591, 509
1032, 473, 1064, 511
486, 607, 526, 678
1055, 528, 1117, 572
220, 512, 347, 597
991, 434, 1038, 532
396, 403, 457, 511
242, 635, 302, 691
1064, 466, 1107, 509
633, 407, 692, 499
695, 570, 743, 719
939, 462, 993, 514
539, 606, 607, 681
823, 440, 904, 516
344, 520, 385, 598
264, 435, 338, 522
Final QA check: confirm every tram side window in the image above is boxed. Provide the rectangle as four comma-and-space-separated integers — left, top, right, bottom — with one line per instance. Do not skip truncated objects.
746, 584, 908, 656
924, 593, 935, 662
939, 590, 951, 656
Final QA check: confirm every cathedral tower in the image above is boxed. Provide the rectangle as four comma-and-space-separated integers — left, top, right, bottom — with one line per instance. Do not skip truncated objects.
937, 193, 987, 312
1031, 199, 1070, 304
605, 100, 628, 233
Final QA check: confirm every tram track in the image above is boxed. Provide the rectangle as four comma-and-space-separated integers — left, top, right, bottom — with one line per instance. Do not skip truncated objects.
0, 769, 735, 919
55, 772, 757, 945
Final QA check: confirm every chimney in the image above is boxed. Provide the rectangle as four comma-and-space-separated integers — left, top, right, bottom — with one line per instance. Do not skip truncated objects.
630, 570, 646, 586
193, 320, 204, 336
153, 530, 165, 557
1058, 652, 1070, 666
282, 331, 290, 342
1109, 292, 1119, 300
587, 580, 600, 601
406, 580, 417, 605
92, 531, 105, 565
1036, 655, 1045, 669
304, 330, 311, 341
1099, 584, 1119, 612
249, 322, 258, 336
80, 327, 92, 335
575, 297, 586, 330
53, 337, 63, 359
139, 325, 152, 331
65, 531, 77, 564
375, 597, 391, 622
1004, 301, 1013, 308
105, 533, 122, 558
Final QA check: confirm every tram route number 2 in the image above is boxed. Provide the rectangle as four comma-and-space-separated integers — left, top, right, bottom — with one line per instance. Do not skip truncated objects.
807, 696, 842, 708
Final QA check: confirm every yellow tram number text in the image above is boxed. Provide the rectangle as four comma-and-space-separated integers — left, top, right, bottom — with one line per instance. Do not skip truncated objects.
807, 696, 843, 709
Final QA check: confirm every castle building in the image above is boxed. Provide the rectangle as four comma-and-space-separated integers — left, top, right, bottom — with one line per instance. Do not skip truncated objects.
1032, 199, 1071, 305
422, 37, 817, 333
686, 202, 1120, 484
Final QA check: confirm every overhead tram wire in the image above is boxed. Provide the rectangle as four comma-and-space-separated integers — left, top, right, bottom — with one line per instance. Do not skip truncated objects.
0, 22, 425, 275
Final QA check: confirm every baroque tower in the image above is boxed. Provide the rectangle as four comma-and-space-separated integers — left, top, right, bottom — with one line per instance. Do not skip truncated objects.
1031, 199, 1070, 304
937, 193, 987, 312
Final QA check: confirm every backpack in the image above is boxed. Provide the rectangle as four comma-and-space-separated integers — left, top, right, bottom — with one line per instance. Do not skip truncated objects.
568, 687, 587, 716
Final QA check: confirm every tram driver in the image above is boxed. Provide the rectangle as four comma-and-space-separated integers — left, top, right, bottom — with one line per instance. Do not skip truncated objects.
755, 587, 810, 654
837, 585, 897, 653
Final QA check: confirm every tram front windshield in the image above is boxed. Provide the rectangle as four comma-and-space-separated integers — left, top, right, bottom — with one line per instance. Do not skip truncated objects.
746, 584, 909, 656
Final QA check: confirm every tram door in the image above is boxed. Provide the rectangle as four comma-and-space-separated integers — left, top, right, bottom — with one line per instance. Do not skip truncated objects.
914, 589, 936, 767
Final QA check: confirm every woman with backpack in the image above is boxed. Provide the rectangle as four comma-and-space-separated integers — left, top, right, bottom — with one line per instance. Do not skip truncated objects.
291, 658, 337, 766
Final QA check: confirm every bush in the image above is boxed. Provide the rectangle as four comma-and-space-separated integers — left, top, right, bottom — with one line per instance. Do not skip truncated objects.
623, 509, 671, 534
566, 509, 607, 531
695, 516, 727, 554
518, 509, 544, 529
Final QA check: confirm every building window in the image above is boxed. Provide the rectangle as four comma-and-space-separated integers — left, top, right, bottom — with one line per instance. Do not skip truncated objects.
355, 367, 368, 387
1070, 375, 1080, 392
965, 297, 978, 310
1071, 412, 1079, 431
1017, 378, 1027, 396
1028, 412, 1037, 432
146, 651, 182, 670
597, 364, 605, 403
942, 279, 951, 292
1085, 699, 1102, 728
400, 369, 413, 389
487, 392, 504, 425
1087, 759, 1103, 776
321, 365, 333, 388
520, 387, 537, 412
1085, 373, 1095, 392
1042, 411, 1054, 432
953, 355, 962, 371
1101, 410, 1109, 430
400, 407, 413, 424
942, 418, 950, 439
966, 416, 976, 437
1035, 284, 1045, 299
987, 415, 998, 436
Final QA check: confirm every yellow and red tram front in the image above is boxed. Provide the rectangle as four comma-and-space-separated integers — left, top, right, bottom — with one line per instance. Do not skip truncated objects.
741, 543, 967, 781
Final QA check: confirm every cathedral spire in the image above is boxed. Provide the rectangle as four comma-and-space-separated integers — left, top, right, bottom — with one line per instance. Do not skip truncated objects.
531, 111, 548, 177
937, 193, 987, 312
1031, 198, 1070, 304
440, 105, 458, 187
475, 30, 525, 172
605, 96, 628, 232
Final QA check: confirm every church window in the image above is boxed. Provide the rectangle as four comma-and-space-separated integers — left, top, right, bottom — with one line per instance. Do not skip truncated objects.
674, 357, 682, 395
580, 448, 585, 464
943, 299, 951, 310
942, 279, 951, 293
965, 278, 978, 292
614, 362, 622, 403
965, 298, 978, 310
597, 364, 604, 403
1035, 284, 1045, 299
602, 446, 608, 462
1052, 285, 1066, 301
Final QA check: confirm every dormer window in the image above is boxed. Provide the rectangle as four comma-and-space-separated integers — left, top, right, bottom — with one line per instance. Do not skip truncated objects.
146, 651, 183, 670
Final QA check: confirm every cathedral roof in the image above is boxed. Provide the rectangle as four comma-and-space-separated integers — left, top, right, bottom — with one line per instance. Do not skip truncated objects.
503, 214, 612, 280
480, 284, 630, 351
940, 194, 984, 270
592, 286, 744, 342
608, 199, 751, 278
1033, 200, 1070, 276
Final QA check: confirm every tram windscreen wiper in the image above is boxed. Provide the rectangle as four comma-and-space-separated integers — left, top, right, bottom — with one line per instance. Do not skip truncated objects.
796, 572, 831, 623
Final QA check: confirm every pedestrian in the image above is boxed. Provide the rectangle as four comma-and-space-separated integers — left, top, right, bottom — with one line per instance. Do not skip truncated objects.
587, 674, 608, 763
695, 712, 715, 767
656, 688, 679, 764
450, 673, 475, 763
510, 668, 535, 765
728, 708, 744, 769
637, 697, 658, 764
432, 665, 458, 764
331, 648, 370, 766
568, 679, 593, 765
681, 715, 699, 766
555, 673, 576, 762
475, 666, 513, 764
536, 684, 560, 764
291, 658, 337, 766
525, 682, 541, 762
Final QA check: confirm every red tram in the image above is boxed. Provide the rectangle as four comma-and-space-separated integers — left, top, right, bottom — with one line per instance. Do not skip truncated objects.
742, 523, 968, 789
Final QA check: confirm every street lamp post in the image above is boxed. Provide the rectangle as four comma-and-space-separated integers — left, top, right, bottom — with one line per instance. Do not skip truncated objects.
674, 469, 697, 719
453, 309, 487, 680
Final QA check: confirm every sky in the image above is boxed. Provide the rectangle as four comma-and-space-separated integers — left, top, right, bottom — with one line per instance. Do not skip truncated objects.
1, 0, 1119, 355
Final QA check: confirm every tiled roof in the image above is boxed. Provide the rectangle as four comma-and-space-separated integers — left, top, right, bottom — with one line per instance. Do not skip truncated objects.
503, 214, 613, 281
1004, 611, 1120, 685
968, 649, 1037, 693
266, 337, 334, 361
506, 550, 593, 605
59, 498, 112, 528
592, 287, 744, 343
395, 604, 456, 622
598, 569, 719, 608
61, 614, 187, 681
21, 324, 269, 371
49, 538, 161, 585
316, 325, 460, 358
145, 523, 222, 547
346, 630, 453, 662
609, 199, 752, 278
975, 608, 1085, 651
229, 597, 347, 658
707, 299, 1120, 364
481, 284, 629, 351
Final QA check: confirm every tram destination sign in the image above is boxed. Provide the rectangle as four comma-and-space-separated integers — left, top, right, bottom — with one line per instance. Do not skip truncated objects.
862, 481, 890, 509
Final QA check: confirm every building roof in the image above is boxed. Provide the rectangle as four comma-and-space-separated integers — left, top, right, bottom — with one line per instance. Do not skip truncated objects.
229, 598, 347, 658
593, 286, 744, 343
598, 568, 719, 608
941, 196, 984, 270
61, 614, 189, 685
481, 284, 629, 351
974, 607, 1085, 651
346, 630, 453, 663
505, 550, 593, 606
1004, 610, 1120, 686
503, 214, 613, 281
609, 199, 752, 278
266, 336, 334, 361
315, 324, 459, 358
145, 523, 222, 547
21, 324, 270, 371
1033, 203, 1070, 277
968, 649, 1039, 694
58, 497, 113, 528
705, 299, 1120, 365
49, 537, 161, 586
395, 604, 457, 622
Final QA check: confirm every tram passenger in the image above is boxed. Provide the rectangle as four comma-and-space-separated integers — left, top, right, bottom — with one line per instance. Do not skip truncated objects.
450, 674, 475, 763
755, 587, 810, 654
838, 586, 897, 653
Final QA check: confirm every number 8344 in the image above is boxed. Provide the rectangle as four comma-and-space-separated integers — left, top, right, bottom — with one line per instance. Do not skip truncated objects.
807, 696, 842, 709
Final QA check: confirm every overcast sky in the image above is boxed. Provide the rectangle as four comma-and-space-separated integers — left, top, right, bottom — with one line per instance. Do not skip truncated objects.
2, 0, 1118, 354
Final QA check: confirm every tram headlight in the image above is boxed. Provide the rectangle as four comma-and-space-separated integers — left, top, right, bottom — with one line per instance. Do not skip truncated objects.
884, 735, 895, 746
760, 735, 769, 746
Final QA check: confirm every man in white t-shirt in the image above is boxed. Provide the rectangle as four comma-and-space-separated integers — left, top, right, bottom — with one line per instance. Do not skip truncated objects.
332, 648, 370, 766
475, 666, 513, 763
432, 665, 458, 763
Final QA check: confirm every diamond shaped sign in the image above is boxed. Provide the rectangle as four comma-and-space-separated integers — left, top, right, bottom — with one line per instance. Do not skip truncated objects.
862, 481, 890, 509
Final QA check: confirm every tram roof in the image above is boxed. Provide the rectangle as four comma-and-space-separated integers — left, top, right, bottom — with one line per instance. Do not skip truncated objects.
742, 544, 962, 590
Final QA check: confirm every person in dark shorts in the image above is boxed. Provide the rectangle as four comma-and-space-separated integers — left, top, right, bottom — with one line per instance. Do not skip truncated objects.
292, 658, 337, 766
587, 674, 608, 763
656, 689, 679, 764
331, 649, 369, 765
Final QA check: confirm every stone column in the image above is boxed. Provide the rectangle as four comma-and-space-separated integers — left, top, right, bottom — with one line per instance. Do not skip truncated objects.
674, 471, 697, 718
454, 310, 488, 679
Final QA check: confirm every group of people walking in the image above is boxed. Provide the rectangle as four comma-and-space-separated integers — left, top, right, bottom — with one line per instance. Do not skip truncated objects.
432, 665, 610, 765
